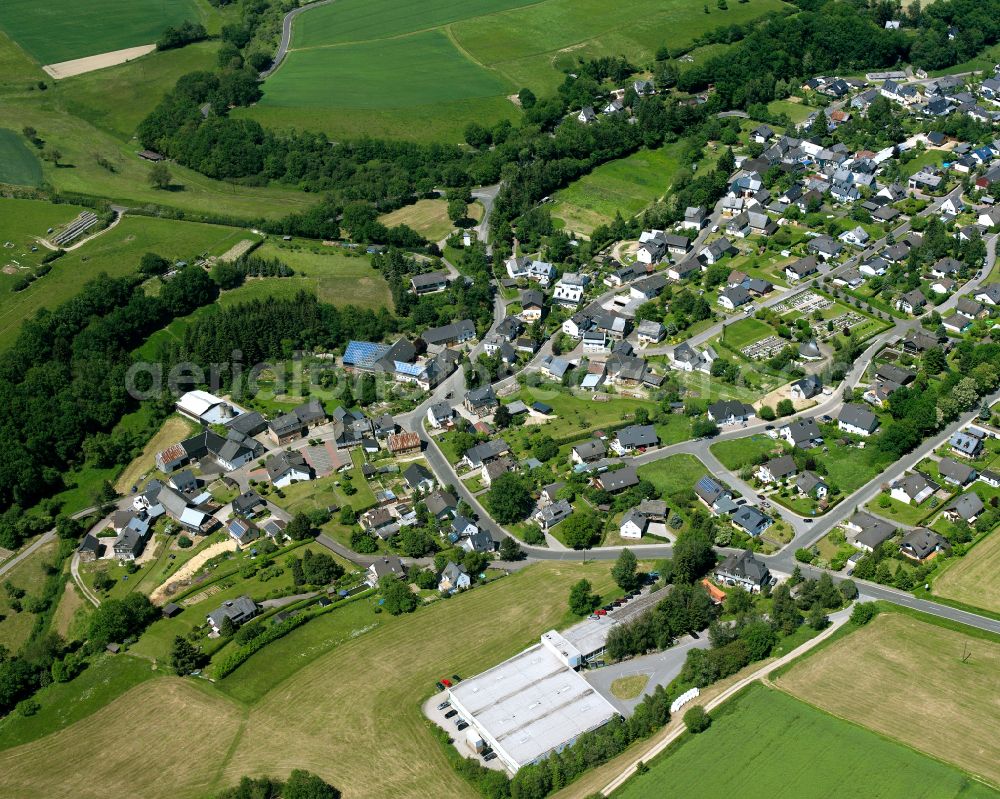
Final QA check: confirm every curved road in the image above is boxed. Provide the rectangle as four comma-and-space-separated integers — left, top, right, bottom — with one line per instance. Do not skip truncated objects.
260, 0, 333, 80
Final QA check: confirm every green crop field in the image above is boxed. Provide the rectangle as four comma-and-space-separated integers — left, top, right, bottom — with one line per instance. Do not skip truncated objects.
0, 128, 42, 186
551, 143, 685, 236
0, 209, 251, 350
248, 0, 790, 141
0, 561, 619, 799
0, 0, 204, 65
614, 683, 998, 799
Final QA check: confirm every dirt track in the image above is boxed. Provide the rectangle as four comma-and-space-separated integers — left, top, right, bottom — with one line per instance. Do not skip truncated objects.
43, 44, 156, 79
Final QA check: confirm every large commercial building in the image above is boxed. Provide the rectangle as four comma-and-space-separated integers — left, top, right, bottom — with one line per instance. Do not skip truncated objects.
447, 632, 619, 773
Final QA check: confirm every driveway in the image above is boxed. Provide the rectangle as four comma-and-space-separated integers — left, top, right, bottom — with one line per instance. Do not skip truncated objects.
585, 634, 712, 715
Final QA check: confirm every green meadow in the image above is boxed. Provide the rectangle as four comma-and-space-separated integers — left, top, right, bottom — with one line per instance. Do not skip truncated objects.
0, 128, 42, 186
0, 0, 204, 64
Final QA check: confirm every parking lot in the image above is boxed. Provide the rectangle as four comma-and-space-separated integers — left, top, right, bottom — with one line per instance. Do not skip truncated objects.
422, 689, 510, 773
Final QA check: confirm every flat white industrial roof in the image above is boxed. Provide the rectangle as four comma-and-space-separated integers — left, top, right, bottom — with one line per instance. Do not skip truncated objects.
449, 642, 617, 770
177, 390, 223, 418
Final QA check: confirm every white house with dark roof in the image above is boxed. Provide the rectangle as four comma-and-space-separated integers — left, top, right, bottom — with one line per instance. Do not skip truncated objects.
838, 403, 880, 437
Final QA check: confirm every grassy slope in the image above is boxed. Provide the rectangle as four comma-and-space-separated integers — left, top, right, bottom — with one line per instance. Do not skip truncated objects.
638, 454, 709, 497
614, 683, 998, 799
551, 143, 684, 236
0, 0, 204, 64
778, 613, 1000, 788
0, 212, 251, 350
0, 562, 618, 799
379, 199, 456, 242
0, 540, 58, 653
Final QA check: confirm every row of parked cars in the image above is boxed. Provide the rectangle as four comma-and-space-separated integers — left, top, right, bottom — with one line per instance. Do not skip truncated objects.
588, 577, 657, 620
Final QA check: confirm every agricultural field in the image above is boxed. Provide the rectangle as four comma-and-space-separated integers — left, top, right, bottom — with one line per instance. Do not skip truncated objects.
550, 144, 684, 236
114, 415, 198, 494
248, 0, 790, 141
778, 612, 1000, 788
0, 211, 252, 350
0, 0, 205, 65
933, 531, 1000, 614
614, 682, 998, 799
0, 128, 42, 186
0, 561, 618, 799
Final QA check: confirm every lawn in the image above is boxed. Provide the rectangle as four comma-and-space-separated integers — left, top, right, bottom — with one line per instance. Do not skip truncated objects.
711, 435, 788, 470
778, 612, 1000, 788
866, 495, 935, 526
0, 561, 620, 799
0, 128, 42, 186
614, 682, 998, 799
933, 530, 1000, 615
637, 454, 708, 499
550, 144, 685, 236
253, 241, 393, 310
815, 441, 894, 495
765, 98, 814, 124
379, 199, 457, 242
720, 317, 774, 349
0, 539, 59, 653
0, 0, 205, 64
0, 212, 252, 350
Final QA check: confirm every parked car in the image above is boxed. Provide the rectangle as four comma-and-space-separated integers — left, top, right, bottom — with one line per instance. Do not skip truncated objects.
484, 753, 497, 762
451, 674, 462, 682
437, 701, 451, 711
435, 681, 445, 691
596, 609, 607, 616
589, 614, 600, 620
441, 678, 453, 687
457, 721, 469, 731
444, 709, 458, 719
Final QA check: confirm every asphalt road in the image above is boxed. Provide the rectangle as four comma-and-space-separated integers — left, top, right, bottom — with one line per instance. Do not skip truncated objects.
260, 0, 333, 79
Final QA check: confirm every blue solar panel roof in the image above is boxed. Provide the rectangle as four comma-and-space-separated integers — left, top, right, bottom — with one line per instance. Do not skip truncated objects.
343, 340, 390, 368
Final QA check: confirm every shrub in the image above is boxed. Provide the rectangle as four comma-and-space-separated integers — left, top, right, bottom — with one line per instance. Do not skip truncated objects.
684, 705, 711, 733
794, 547, 815, 564
177, 535, 193, 549
850, 602, 879, 626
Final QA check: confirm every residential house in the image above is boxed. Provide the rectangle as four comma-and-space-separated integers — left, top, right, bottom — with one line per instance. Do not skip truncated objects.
520, 290, 545, 322
388, 431, 421, 455
425, 490, 457, 520
571, 439, 606, 464
838, 403, 880, 437
403, 463, 436, 493
845, 512, 897, 552
410, 271, 451, 295
714, 549, 771, 592
795, 471, 828, 499
636, 320, 665, 345
807, 236, 842, 261
718, 285, 753, 311
460, 529, 496, 554
699, 238, 736, 265
464, 385, 498, 417
707, 400, 755, 424
77, 534, 101, 563
460, 439, 510, 470
670, 342, 717, 374
667, 258, 702, 281
949, 430, 984, 458
535, 499, 573, 531
974, 284, 1000, 305
944, 493, 985, 524
682, 206, 707, 230
421, 319, 476, 348
227, 518, 260, 547
426, 401, 455, 429
785, 256, 819, 283
790, 374, 823, 400
438, 562, 471, 593
694, 475, 731, 510
207, 596, 258, 634
619, 509, 648, 539
938, 457, 976, 486
265, 451, 312, 488
611, 425, 658, 454
731, 506, 773, 537
780, 417, 823, 448
890, 472, 937, 505
899, 529, 950, 562
365, 555, 407, 587
553, 273, 586, 307
896, 289, 927, 315
758, 455, 798, 484
596, 466, 640, 493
